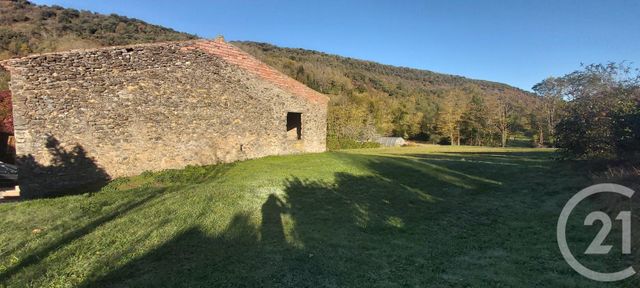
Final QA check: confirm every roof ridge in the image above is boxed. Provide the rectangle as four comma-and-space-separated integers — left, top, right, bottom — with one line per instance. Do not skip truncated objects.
190, 40, 329, 104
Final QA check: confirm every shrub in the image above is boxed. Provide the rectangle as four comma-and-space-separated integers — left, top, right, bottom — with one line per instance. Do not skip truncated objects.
39, 9, 56, 20
552, 63, 640, 159
327, 137, 380, 150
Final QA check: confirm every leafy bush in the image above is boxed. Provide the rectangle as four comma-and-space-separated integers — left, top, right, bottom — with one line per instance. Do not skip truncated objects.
39, 9, 56, 20
327, 137, 380, 150
612, 99, 640, 157
551, 63, 640, 159
0, 29, 29, 55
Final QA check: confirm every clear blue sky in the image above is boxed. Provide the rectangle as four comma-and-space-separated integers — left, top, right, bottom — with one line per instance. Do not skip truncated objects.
32, 0, 640, 91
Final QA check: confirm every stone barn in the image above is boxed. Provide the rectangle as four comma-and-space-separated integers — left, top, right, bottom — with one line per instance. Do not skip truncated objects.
0, 37, 328, 198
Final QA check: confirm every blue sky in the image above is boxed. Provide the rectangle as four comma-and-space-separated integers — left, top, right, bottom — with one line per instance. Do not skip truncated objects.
32, 0, 640, 91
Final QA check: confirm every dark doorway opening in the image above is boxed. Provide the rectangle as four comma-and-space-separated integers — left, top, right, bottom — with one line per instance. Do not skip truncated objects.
286, 112, 302, 140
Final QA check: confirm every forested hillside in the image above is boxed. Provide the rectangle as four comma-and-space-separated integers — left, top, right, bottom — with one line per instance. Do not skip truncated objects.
0, 0, 195, 89
0, 0, 194, 59
1, 0, 547, 147
235, 42, 544, 146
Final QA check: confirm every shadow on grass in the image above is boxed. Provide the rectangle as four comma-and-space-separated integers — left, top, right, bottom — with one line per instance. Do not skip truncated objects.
78, 151, 554, 287
0, 158, 237, 286
437, 150, 556, 160
0, 187, 167, 283
505, 138, 535, 148
404, 152, 555, 175
30, 149, 633, 286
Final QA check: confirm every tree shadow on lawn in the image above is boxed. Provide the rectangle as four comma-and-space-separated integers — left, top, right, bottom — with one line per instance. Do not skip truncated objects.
398, 151, 564, 182
60, 150, 633, 286
0, 186, 168, 284
81, 152, 558, 287
424, 150, 555, 165
0, 152, 237, 286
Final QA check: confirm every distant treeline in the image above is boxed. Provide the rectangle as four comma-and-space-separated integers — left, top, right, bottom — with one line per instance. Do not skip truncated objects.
234, 41, 546, 148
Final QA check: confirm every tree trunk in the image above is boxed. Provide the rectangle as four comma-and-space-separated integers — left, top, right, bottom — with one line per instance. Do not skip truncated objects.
450, 130, 454, 146
548, 105, 556, 147
501, 130, 507, 147
539, 128, 544, 146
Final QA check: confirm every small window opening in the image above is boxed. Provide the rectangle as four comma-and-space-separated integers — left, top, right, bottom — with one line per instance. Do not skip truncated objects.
286, 112, 302, 140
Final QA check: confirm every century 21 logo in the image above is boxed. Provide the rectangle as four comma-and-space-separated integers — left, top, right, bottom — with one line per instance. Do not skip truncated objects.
557, 183, 635, 282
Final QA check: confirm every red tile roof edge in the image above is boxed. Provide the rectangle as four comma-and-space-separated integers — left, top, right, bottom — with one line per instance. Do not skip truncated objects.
187, 38, 329, 105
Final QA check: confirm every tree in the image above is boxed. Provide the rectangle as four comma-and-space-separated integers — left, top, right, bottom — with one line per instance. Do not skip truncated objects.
436, 92, 466, 145
492, 95, 513, 147
460, 95, 490, 146
532, 77, 565, 146
0, 90, 12, 135
527, 112, 545, 146
391, 109, 423, 139
327, 101, 377, 141
552, 63, 640, 159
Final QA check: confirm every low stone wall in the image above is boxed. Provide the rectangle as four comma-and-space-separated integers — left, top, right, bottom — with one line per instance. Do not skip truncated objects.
1, 40, 328, 197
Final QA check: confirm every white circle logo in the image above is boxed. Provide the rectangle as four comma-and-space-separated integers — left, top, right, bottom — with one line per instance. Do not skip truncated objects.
557, 183, 636, 282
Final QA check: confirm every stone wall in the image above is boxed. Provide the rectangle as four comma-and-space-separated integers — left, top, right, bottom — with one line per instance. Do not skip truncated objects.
1, 40, 328, 197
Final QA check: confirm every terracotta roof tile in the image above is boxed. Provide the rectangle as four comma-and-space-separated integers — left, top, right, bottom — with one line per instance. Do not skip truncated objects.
188, 39, 329, 104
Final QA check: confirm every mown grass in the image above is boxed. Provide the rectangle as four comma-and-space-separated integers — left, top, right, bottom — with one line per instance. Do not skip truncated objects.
0, 145, 637, 287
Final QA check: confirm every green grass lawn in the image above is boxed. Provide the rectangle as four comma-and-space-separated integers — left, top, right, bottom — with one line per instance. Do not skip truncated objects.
0, 145, 637, 287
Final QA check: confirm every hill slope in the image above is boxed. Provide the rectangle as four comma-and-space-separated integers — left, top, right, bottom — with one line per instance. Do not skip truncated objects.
234, 41, 540, 144
0, 0, 196, 90
0, 0, 195, 60
0, 0, 543, 145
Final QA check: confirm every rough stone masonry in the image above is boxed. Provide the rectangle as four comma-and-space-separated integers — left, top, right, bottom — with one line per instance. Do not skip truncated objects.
0, 38, 328, 197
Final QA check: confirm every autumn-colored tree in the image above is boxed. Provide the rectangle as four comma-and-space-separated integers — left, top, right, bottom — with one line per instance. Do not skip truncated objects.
491, 95, 513, 147
525, 110, 546, 146
0, 90, 13, 134
436, 91, 467, 145
532, 77, 565, 146
460, 95, 490, 146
